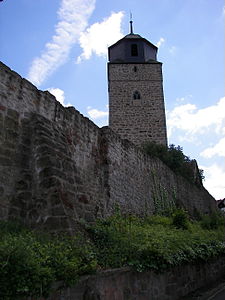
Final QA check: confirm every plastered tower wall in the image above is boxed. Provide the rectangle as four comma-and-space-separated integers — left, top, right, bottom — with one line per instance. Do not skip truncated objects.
0, 62, 216, 231
108, 62, 167, 145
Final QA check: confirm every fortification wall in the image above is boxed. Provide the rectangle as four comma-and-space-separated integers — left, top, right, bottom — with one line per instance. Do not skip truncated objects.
0, 62, 110, 231
102, 127, 216, 216
0, 62, 216, 231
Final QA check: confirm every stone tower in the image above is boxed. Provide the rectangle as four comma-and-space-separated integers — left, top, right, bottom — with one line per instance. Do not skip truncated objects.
108, 22, 167, 146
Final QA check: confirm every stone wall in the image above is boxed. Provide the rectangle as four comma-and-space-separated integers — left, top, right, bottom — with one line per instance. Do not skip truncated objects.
29, 255, 225, 300
0, 62, 110, 231
102, 127, 216, 217
0, 61, 216, 231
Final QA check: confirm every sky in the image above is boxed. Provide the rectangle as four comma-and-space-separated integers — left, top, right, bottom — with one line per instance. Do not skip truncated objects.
0, 0, 224, 200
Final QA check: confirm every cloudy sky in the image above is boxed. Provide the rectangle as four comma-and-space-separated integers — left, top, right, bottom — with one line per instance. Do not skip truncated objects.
0, 0, 224, 199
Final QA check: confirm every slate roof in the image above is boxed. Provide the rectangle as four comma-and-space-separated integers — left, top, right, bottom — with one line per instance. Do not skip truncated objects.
109, 33, 158, 50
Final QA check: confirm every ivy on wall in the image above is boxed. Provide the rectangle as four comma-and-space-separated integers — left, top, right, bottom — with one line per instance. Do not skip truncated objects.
151, 169, 176, 215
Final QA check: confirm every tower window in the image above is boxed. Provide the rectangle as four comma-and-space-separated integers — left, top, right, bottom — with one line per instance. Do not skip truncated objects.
133, 66, 137, 72
133, 91, 141, 99
131, 44, 138, 56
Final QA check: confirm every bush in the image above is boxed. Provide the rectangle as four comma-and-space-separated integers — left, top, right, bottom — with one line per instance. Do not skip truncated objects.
172, 209, 189, 230
0, 233, 53, 300
1, 213, 225, 299
144, 215, 171, 226
0, 222, 97, 300
200, 212, 225, 230
143, 142, 204, 184
88, 213, 225, 272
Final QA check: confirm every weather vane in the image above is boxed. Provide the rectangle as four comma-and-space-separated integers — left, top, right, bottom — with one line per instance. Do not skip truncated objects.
130, 12, 134, 34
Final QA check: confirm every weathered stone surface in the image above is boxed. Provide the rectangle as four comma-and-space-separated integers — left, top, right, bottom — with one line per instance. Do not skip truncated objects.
25, 255, 225, 300
108, 63, 167, 146
0, 61, 217, 232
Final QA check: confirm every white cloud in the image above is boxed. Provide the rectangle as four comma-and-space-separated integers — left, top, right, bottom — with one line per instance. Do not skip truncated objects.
27, 0, 96, 86
48, 87, 71, 107
168, 97, 225, 199
201, 163, 225, 199
169, 46, 177, 55
87, 106, 108, 119
201, 137, 225, 158
77, 11, 124, 63
175, 95, 193, 104
156, 37, 165, 48
167, 96, 225, 138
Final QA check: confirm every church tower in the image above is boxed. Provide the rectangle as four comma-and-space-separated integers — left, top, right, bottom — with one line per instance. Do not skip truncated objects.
108, 21, 167, 146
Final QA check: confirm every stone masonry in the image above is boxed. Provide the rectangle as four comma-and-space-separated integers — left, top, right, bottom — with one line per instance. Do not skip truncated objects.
0, 62, 216, 231
108, 62, 167, 146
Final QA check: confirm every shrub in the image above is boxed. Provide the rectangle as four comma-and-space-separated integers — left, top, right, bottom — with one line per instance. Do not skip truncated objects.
172, 209, 189, 230
89, 213, 225, 272
0, 233, 54, 300
0, 222, 97, 300
1, 213, 225, 299
200, 212, 225, 230
144, 215, 171, 226
143, 142, 204, 184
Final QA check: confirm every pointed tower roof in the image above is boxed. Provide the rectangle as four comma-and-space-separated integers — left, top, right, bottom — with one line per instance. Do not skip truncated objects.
108, 19, 158, 63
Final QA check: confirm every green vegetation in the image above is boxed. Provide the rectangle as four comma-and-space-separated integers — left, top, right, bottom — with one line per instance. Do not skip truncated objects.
88, 210, 225, 272
0, 221, 96, 300
1, 211, 225, 299
142, 142, 205, 184
150, 170, 177, 215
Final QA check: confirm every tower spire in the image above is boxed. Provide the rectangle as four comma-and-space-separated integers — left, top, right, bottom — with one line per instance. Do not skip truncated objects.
129, 12, 134, 34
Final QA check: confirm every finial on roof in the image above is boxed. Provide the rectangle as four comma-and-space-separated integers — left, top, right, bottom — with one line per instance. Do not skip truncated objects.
129, 12, 134, 34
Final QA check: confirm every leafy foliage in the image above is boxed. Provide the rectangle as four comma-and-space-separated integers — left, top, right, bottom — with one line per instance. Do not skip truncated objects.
143, 142, 204, 184
0, 221, 97, 300
150, 170, 177, 215
88, 213, 225, 272
172, 209, 189, 230
200, 212, 225, 230
1, 212, 224, 299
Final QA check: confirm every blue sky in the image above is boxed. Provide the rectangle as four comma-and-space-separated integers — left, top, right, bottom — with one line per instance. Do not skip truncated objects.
0, 0, 224, 199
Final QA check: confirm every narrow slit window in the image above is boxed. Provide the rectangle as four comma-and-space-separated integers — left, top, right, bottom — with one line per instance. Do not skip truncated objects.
133, 91, 141, 99
131, 44, 138, 56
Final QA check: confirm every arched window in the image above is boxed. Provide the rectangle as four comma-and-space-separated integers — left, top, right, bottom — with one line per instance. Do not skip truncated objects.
131, 44, 138, 56
133, 91, 141, 100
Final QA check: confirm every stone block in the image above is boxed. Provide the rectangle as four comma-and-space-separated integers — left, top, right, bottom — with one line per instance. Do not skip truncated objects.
37, 156, 61, 170
0, 105, 6, 111
7, 108, 19, 119
39, 176, 61, 189
0, 156, 13, 166
0, 186, 4, 195
5, 115, 18, 131
43, 216, 63, 230
51, 205, 65, 216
